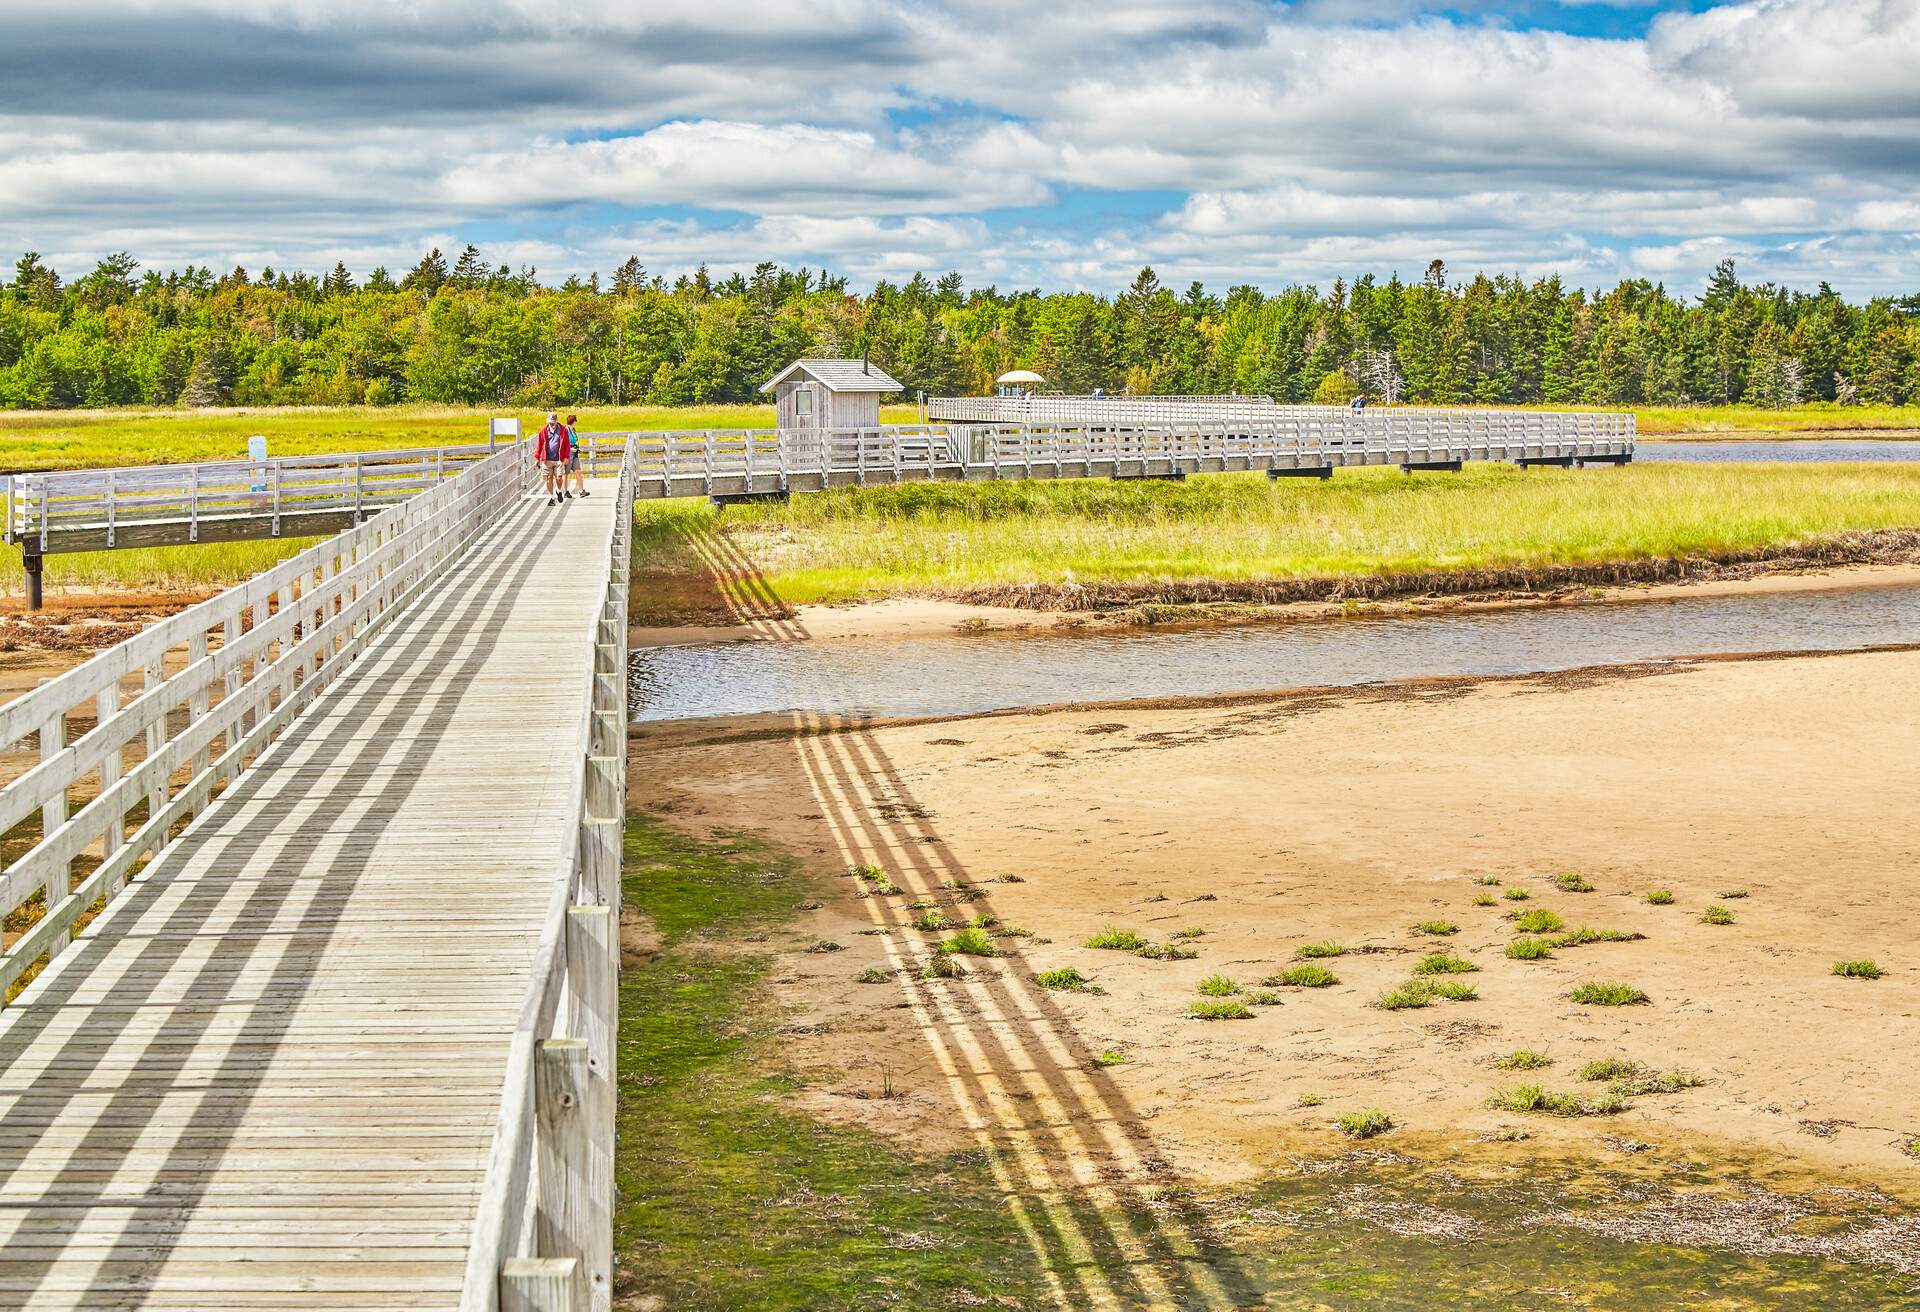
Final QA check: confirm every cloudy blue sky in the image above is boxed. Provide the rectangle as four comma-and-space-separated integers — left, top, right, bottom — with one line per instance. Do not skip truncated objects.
1, 0, 1915, 298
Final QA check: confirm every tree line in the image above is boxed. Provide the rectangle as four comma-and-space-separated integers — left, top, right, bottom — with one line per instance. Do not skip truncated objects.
3, 245, 1917, 410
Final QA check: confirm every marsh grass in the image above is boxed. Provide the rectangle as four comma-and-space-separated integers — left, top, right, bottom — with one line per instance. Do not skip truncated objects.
1570, 981, 1650, 1006
938, 927, 996, 958
1190, 999, 1254, 1021
1505, 938, 1554, 961
1415, 920, 1459, 936
1196, 973, 1240, 997
1494, 1050, 1553, 1071
1334, 1108, 1394, 1140
1085, 927, 1148, 951
1296, 941, 1347, 959
1646, 889, 1675, 905
1412, 951, 1479, 976
1509, 909, 1564, 934
1267, 964, 1338, 988
1702, 905, 1735, 926
1832, 959, 1883, 979
635, 463, 1920, 608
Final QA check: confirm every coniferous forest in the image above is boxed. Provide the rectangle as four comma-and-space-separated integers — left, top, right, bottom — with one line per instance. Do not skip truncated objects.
4, 245, 1917, 411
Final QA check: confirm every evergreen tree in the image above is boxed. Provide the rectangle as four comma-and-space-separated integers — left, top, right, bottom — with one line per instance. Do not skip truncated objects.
402, 248, 449, 295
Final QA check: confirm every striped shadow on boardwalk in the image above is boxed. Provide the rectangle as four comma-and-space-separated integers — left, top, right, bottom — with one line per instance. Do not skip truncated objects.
0, 479, 618, 1310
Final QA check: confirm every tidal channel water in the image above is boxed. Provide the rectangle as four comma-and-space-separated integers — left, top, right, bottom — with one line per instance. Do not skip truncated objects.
630, 583, 1920, 722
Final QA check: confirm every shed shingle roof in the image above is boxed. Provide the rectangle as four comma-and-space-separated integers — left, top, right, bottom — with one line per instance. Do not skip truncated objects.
760, 359, 905, 393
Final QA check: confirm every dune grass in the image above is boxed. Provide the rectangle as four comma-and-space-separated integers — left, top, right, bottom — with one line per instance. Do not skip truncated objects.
634, 461, 1920, 607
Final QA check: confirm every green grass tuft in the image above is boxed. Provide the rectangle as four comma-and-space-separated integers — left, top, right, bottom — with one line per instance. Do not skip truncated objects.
1267, 964, 1338, 988
920, 954, 967, 980
1701, 905, 1735, 926
912, 909, 953, 932
1473, 892, 1497, 907
855, 966, 892, 984
1412, 951, 1479, 976
1296, 1092, 1323, 1108
1504, 886, 1531, 901
1505, 938, 1554, 960
1494, 1050, 1553, 1071
1335, 1108, 1394, 1139
1036, 966, 1095, 992
1570, 980, 1650, 1006
1085, 927, 1148, 951
1832, 959, 1882, 979
1196, 973, 1240, 997
1415, 920, 1459, 936
1244, 989, 1283, 1006
1475, 876, 1503, 886
1426, 980, 1478, 1001
1487, 1084, 1627, 1117
1645, 889, 1675, 905
1549, 927, 1644, 948
1378, 983, 1434, 1011
1190, 999, 1254, 1021
1718, 889, 1750, 899
1172, 926, 1207, 940
1095, 1049, 1128, 1067
938, 927, 997, 958
1296, 940, 1347, 959
1554, 872, 1596, 893
1578, 1057, 1642, 1082
1611, 1070, 1705, 1097
1134, 942, 1199, 961
1510, 909, 1564, 934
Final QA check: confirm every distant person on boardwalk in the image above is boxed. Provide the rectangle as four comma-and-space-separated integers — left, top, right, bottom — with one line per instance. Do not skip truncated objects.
565, 413, 589, 498
536, 412, 571, 505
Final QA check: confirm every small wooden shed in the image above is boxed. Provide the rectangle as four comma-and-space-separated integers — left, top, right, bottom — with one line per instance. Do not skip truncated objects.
761, 358, 904, 430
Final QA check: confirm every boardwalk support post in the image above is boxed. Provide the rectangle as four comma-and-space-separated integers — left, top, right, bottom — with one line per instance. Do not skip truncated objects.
532, 1040, 594, 1312
22, 546, 42, 611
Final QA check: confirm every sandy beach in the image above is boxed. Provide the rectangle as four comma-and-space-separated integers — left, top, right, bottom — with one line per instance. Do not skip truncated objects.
633, 646, 1920, 1193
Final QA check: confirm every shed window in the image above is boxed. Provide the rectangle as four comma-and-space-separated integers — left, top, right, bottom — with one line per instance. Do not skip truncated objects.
794, 388, 813, 417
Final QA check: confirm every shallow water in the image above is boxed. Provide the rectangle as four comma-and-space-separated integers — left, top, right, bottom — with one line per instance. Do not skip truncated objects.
1640, 439, 1920, 463
630, 584, 1920, 721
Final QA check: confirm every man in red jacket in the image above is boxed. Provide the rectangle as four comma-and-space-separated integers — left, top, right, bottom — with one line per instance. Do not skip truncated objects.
536, 412, 571, 506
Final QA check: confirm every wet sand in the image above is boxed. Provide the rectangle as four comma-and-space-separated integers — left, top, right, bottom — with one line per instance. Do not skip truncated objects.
634, 647, 1920, 1193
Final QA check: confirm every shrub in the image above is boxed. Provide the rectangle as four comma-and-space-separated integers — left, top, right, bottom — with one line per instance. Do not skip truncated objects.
1506, 938, 1554, 960
1335, 1108, 1393, 1139
1190, 999, 1253, 1020
1702, 905, 1735, 926
1494, 1050, 1552, 1071
1267, 964, 1338, 988
1297, 941, 1347, 959
1645, 889, 1675, 905
1510, 909, 1564, 934
1570, 980, 1649, 1006
1085, 927, 1147, 951
1416, 920, 1459, 936
938, 927, 996, 957
1412, 952, 1479, 976
1196, 973, 1239, 997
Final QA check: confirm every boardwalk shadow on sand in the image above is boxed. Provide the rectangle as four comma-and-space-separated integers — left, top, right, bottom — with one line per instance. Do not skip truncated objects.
652, 519, 1266, 1311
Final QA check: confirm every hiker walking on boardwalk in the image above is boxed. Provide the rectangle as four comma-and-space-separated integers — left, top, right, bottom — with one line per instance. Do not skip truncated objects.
564, 413, 589, 498
536, 412, 571, 505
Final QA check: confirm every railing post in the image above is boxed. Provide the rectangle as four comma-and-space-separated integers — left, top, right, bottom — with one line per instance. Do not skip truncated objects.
564, 905, 615, 1309
501, 1258, 581, 1312
95, 681, 122, 862
532, 1039, 593, 1312
142, 657, 167, 846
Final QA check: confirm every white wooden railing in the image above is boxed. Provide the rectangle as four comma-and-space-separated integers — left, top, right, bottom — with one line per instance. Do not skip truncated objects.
2, 435, 636, 558
0, 441, 537, 1002
462, 437, 633, 1312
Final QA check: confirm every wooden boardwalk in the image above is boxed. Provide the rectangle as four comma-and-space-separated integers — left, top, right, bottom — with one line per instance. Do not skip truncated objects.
0, 482, 617, 1310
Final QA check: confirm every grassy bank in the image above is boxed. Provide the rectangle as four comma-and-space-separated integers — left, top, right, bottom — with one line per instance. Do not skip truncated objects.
616, 812, 1919, 1309
632, 462, 1920, 614
1633, 403, 1920, 436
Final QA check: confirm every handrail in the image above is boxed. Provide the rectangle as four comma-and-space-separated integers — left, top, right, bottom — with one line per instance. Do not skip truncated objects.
0, 439, 537, 1000
462, 434, 633, 1312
